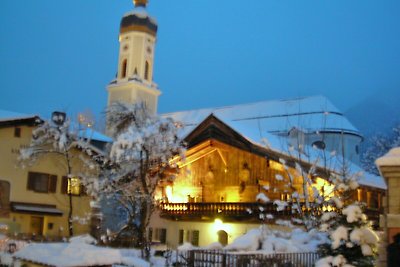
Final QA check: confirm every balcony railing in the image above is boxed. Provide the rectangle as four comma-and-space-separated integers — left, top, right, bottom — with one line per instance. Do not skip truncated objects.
159, 202, 382, 223
159, 202, 304, 221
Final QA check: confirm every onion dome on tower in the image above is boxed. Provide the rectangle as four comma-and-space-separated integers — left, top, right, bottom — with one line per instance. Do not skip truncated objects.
120, 0, 158, 37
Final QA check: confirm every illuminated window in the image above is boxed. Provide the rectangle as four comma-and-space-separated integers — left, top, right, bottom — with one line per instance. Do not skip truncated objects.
121, 59, 127, 78
61, 176, 84, 196
144, 61, 150, 81
366, 191, 379, 209
357, 189, 362, 202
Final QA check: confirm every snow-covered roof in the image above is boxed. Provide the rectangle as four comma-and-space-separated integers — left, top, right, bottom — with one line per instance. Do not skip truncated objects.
0, 109, 38, 123
0, 108, 111, 143
163, 95, 360, 137
78, 128, 113, 143
171, 110, 385, 190
224, 115, 386, 190
375, 147, 400, 167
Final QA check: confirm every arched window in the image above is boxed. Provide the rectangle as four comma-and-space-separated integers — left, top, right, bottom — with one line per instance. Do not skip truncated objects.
121, 59, 127, 78
218, 230, 228, 246
144, 61, 150, 81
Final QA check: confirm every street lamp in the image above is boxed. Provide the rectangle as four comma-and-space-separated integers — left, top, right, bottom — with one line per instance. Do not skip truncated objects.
52, 111, 66, 126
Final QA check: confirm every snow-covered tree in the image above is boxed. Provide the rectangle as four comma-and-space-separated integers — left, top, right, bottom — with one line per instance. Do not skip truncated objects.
267, 134, 379, 266
261, 132, 337, 231
19, 112, 102, 237
362, 123, 400, 175
316, 168, 379, 267
101, 102, 185, 260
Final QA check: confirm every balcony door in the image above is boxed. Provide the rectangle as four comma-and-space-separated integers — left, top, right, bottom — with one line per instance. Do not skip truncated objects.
218, 230, 228, 246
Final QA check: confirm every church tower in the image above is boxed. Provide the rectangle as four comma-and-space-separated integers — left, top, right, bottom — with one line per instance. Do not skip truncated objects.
107, 0, 160, 114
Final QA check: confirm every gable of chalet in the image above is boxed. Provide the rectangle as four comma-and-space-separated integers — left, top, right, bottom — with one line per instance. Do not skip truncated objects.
183, 113, 328, 175
179, 113, 386, 191
184, 113, 284, 163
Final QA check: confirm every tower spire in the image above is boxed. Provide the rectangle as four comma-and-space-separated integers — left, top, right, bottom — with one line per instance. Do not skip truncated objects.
133, 0, 148, 8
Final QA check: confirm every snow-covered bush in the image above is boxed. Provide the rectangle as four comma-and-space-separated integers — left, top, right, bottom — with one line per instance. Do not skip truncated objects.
223, 226, 328, 254
316, 171, 379, 267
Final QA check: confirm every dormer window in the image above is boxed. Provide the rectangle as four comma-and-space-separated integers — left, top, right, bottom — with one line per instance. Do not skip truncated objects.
312, 140, 326, 150
121, 59, 128, 78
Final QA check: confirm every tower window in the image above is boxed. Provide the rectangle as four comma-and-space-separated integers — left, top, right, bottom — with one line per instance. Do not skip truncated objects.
144, 61, 150, 81
121, 59, 128, 78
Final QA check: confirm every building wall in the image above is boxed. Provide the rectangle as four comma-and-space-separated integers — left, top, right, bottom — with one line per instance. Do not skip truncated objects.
150, 212, 290, 248
289, 131, 362, 165
107, 28, 160, 116
167, 140, 304, 204
153, 139, 384, 248
0, 124, 91, 238
118, 31, 155, 82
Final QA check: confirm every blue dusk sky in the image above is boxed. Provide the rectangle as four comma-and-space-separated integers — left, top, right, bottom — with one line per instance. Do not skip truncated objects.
1, 0, 399, 123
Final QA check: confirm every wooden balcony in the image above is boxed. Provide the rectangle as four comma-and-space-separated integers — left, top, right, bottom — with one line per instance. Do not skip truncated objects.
159, 202, 302, 222
158, 202, 382, 224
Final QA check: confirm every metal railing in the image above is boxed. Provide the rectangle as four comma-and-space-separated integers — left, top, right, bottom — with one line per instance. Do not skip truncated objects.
175, 250, 320, 267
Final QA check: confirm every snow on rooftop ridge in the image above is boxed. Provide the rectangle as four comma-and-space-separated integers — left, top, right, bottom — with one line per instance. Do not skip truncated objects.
0, 109, 38, 122
164, 95, 338, 117
375, 147, 400, 167
78, 128, 113, 143
162, 95, 359, 134
0, 109, 111, 143
163, 95, 340, 116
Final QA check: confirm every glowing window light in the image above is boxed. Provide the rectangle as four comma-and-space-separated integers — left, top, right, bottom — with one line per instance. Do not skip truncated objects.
68, 177, 81, 196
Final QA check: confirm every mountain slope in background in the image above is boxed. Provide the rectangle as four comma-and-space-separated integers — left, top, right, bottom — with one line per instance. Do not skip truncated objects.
345, 88, 400, 140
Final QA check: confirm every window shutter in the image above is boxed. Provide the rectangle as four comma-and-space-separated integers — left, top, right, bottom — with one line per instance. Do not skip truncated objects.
148, 227, 153, 242
160, 228, 167, 244
80, 183, 87, 196
61, 176, 68, 194
178, 229, 184, 245
27, 172, 35, 190
49, 175, 57, 193
191, 230, 199, 246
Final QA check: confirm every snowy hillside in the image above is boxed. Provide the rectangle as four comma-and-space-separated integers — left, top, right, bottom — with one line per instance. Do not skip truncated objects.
346, 88, 400, 138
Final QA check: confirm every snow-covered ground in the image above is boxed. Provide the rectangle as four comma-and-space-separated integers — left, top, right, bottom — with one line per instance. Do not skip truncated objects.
179, 226, 328, 254
0, 234, 163, 267
0, 227, 325, 266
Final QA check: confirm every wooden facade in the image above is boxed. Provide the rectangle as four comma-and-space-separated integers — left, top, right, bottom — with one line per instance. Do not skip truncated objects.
158, 114, 384, 224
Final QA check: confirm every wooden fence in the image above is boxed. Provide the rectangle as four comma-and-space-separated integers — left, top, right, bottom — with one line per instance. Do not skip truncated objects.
174, 250, 320, 267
